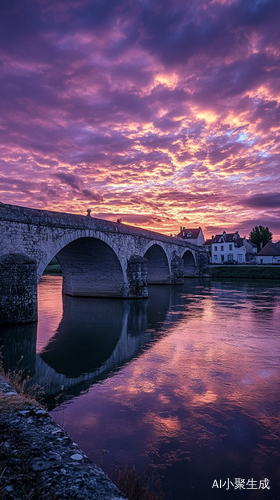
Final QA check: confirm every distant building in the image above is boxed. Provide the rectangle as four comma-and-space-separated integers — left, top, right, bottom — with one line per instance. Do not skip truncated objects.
203, 238, 214, 262
208, 231, 246, 264
256, 242, 280, 264
203, 238, 213, 251
244, 239, 258, 262
177, 227, 205, 246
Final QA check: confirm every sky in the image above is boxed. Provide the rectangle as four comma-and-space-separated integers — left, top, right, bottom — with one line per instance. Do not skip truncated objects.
1, 0, 280, 240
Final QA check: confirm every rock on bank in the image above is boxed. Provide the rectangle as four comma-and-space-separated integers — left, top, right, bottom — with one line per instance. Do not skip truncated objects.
0, 376, 126, 499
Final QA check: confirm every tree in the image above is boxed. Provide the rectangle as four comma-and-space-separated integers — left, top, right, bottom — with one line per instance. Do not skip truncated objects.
249, 225, 273, 251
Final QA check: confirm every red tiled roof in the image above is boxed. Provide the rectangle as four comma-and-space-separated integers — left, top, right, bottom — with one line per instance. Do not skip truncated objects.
211, 232, 239, 243
211, 234, 221, 243
235, 237, 244, 248
257, 242, 280, 256
204, 239, 213, 246
177, 228, 201, 239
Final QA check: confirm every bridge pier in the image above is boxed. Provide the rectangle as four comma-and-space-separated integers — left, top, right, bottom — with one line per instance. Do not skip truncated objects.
171, 253, 184, 284
127, 255, 148, 298
0, 254, 37, 325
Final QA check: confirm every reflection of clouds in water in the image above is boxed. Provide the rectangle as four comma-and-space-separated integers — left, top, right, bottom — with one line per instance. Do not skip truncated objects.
27, 280, 187, 402
192, 390, 217, 405
2, 272, 279, 499
240, 376, 255, 385
97, 283, 280, 454
259, 369, 275, 379
39, 285, 175, 378
46, 278, 280, 498
143, 412, 181, 438
37, 276, 63, 352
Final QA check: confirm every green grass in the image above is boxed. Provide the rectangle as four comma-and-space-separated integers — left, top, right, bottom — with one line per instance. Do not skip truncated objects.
43, 257, 62, 275
210, 265, 280, 279
0, 353, 43, 414
117, 466, 164, 500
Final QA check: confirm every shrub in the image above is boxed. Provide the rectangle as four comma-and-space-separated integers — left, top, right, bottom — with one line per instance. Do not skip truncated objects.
118, 466, 164, 500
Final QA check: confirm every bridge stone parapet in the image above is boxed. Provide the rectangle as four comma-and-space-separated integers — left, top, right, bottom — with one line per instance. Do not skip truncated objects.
0, 202, 208, 324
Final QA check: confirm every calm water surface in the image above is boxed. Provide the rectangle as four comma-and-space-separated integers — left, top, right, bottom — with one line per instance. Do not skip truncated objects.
1, 276, 280, 499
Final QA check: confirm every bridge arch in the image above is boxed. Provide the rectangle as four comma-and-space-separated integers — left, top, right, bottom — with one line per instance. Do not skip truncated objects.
56, 237, 126, 298
182, 249, 197, 277
37, 230, 126, 281
143, 242, 171, 284
38, 233, 128, 298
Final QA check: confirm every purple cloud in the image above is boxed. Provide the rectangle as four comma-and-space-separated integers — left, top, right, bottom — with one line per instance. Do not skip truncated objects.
0, 0, 280, 239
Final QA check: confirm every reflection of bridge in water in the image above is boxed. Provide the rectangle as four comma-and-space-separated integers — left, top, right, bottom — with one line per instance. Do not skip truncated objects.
1, 284, 192, 406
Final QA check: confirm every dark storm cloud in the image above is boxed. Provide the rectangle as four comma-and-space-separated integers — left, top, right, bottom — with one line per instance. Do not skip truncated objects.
208, 141, 246, 165
233, 215, 280, 236
80, 189, 103, 202
242, 193, 280, 209
93, 212, 162, 225
53, 172, 104, 201
139, 0, 280, 66
111, 149, 173, 167
54, 172, 81, 190
0, 176, 35, 195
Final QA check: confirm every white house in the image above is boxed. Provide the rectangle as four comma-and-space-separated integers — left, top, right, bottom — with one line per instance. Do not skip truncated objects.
244, 239, 258, 262
256, 242, 280, 264
210, 231, 246, 264
177, 227, 205, 246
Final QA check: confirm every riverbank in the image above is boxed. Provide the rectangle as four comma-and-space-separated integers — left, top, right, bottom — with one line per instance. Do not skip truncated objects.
43, 257, 62, 275
209, 264, 280, 279
0, 376, 126, 500
44, 258, 280, 280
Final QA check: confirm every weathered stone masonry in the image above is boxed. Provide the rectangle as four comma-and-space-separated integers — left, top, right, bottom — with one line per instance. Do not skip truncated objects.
0, 254, 37, 324
0, 202, 208, 324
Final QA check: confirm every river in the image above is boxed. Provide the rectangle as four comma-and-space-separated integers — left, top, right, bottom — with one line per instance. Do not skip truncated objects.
1, 276, 280, 499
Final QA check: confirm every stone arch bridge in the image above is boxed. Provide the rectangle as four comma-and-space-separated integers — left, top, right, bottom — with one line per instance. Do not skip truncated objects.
0, 202, 208, 324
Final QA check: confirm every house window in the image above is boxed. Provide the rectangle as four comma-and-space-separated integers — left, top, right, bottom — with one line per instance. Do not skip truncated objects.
214, 246, 217, 251
214, 255, 217, 261
228, 254, 233, 261
229, 244, 232, 251
221, 246, 224, 251
221, 255, 224, 262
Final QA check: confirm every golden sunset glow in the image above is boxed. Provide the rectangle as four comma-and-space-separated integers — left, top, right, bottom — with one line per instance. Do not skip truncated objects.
0, 0, 279, 239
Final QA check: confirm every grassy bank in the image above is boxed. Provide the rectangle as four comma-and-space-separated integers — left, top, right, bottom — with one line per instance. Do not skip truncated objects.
210, 265, 280, 279
43, 257, 62, 275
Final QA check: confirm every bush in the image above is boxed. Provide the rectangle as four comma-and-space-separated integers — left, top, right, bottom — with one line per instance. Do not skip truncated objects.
118, 466, 164, 500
